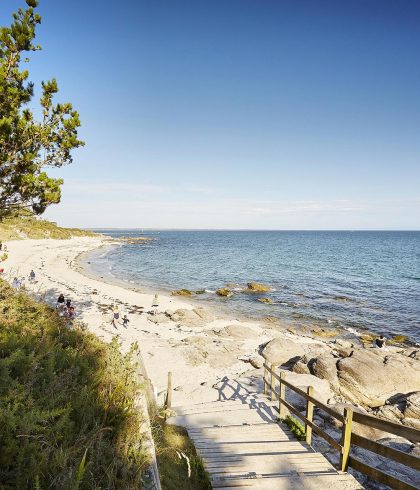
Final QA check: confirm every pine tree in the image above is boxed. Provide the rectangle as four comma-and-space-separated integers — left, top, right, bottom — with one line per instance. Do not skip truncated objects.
0, 0, 84, 220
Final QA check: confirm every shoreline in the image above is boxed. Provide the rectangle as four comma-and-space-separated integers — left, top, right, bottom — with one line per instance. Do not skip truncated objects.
2, 236, 418, 414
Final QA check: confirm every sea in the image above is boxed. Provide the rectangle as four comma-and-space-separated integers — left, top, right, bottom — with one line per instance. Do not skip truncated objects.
84, 230, 420, 343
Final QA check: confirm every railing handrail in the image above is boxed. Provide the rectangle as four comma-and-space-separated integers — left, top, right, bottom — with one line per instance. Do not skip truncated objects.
263, 361, 420, 490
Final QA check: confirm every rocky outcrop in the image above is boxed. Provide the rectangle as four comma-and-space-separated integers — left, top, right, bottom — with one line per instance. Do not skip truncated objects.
262, 338, 307, 366
245, 282, 271, 292
257, 297, 273, 304
171, 289, 193, 296
216, 287, 232, 297
336, 349, 420, 408
215, 324, 255, 340
168, 307, 214, 327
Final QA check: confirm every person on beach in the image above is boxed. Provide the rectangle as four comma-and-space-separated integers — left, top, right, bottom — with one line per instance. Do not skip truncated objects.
12, 277, 19, 289
152, 293, 159, 315
111, 306, 120, 328
66, 299, 72, 309
122, 314, 130, 328
57, 293, 65, 309
29, 270, 36, 283
375, 335, 386, 348
68, 306, 75, 321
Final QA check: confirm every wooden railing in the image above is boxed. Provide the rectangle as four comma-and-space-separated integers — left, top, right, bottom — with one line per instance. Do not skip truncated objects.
263, 361, 420, 490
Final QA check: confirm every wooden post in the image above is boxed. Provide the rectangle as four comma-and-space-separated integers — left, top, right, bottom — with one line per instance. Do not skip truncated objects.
270, 364, 276, 401
305, 386, 314, 446
340, 407, 353, 472
165, 372, 172, 409
263, 363, 268, 395
279, 371, 286, 419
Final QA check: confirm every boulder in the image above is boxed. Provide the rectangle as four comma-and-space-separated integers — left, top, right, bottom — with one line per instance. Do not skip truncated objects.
246, 282, 271, 292
216, 287, 232, 297
216, 324, 255, 340
282, 371, 335, 405
257, 297, 273, 304
171, 289, 193, 296
262, 338, 306, 366
312, 354, 340, 391
168, 307, 214, 326
336, 350, 420, 408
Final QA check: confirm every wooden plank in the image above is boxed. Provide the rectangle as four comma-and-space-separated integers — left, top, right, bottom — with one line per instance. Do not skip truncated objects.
263, 363, 344, 422
352, 433, 420, 470
305, 386, 314, 445
353, 412, 420, 443
279, 397, 343, 452
348, 456, 418, 490
340, 407, 353, 472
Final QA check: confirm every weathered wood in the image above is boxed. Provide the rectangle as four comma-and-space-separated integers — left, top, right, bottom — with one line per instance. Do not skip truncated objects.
352, 433, 420, 470
305, 386, 314, 446
263, 363, 344, 422
279, 371, 286, 419
263, 364, 268, 395
270, 363, 276, 401
340, 407, 353, 472
353, 411, 420, 443
165, 371, 172, 409
279, 397, 343, 452
348, 456, 418, 490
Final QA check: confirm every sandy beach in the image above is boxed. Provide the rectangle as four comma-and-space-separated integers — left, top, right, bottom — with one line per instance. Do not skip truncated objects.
1, 236, 300, 406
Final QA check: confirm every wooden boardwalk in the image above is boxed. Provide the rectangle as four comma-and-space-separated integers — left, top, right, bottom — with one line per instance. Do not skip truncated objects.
168, 395, 362, 489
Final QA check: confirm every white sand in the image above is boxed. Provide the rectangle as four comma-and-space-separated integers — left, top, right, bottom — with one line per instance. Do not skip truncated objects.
2, 237, 312, 406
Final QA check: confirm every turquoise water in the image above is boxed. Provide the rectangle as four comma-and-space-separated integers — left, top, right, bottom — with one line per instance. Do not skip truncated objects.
87, 230, 420, 342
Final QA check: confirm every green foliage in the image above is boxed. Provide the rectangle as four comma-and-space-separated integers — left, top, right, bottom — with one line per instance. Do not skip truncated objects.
0, 279, 148, 488
284, 415, 306, 440
0, 0, 84, 220
0, 209, 95, 240
152, 415, 211, 490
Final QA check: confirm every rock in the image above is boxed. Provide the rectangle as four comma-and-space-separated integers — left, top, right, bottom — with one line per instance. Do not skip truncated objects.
403, 392, 420, 420
193, 307, 215, 322
149, 312, 171, 324
262, 338, 306, 366
249, 357, 263, 369
310, 328, 339, 339
245, 282, 271, 292
168, 308, 208, 327
216, 287, 232, 297
336, 350, 420, 408
312, 354, 340, 391
216, 324, 255, 340
291, 360, 311, 375
257, 297, 273, 304
282, 371, 335, 405
172, 289, 193, 296
195, 289, 206, 294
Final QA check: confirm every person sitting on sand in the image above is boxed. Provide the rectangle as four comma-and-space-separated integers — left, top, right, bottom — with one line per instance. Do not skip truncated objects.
375, 334, 386, 348
68, 306, 75, 321
57, 293, 65, 309
122, 314, 130, 328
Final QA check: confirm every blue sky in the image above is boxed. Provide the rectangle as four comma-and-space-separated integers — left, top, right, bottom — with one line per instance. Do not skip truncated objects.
2, 0, 420, 229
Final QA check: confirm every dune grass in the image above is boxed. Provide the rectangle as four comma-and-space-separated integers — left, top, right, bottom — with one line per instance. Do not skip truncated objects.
0, 210, 96, 240
152, 415, 211, 490
0, 279, 148, 488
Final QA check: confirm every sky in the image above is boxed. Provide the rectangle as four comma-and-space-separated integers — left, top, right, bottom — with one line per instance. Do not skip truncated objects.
2, 0, 420, 229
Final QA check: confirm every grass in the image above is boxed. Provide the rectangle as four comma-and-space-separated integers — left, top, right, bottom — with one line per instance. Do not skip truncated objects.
0, 279, 148, 488
152, 414, 211, 490
283, 415, 306, 441
0, 210, 96, 240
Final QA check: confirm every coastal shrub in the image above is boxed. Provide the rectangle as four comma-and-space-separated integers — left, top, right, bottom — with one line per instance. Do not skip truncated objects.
0, 279, 148, 488
283, 415, 306, 440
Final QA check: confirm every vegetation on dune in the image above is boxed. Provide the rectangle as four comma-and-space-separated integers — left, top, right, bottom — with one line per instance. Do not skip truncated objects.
0, 279, 148, 488
153, 417, 211, 490
0, 210, 96, 240
283, 415, 306, 441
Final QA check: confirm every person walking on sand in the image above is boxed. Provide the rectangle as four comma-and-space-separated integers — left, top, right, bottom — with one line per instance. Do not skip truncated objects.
111, 306, 120, 328
122, 314, 130, 328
